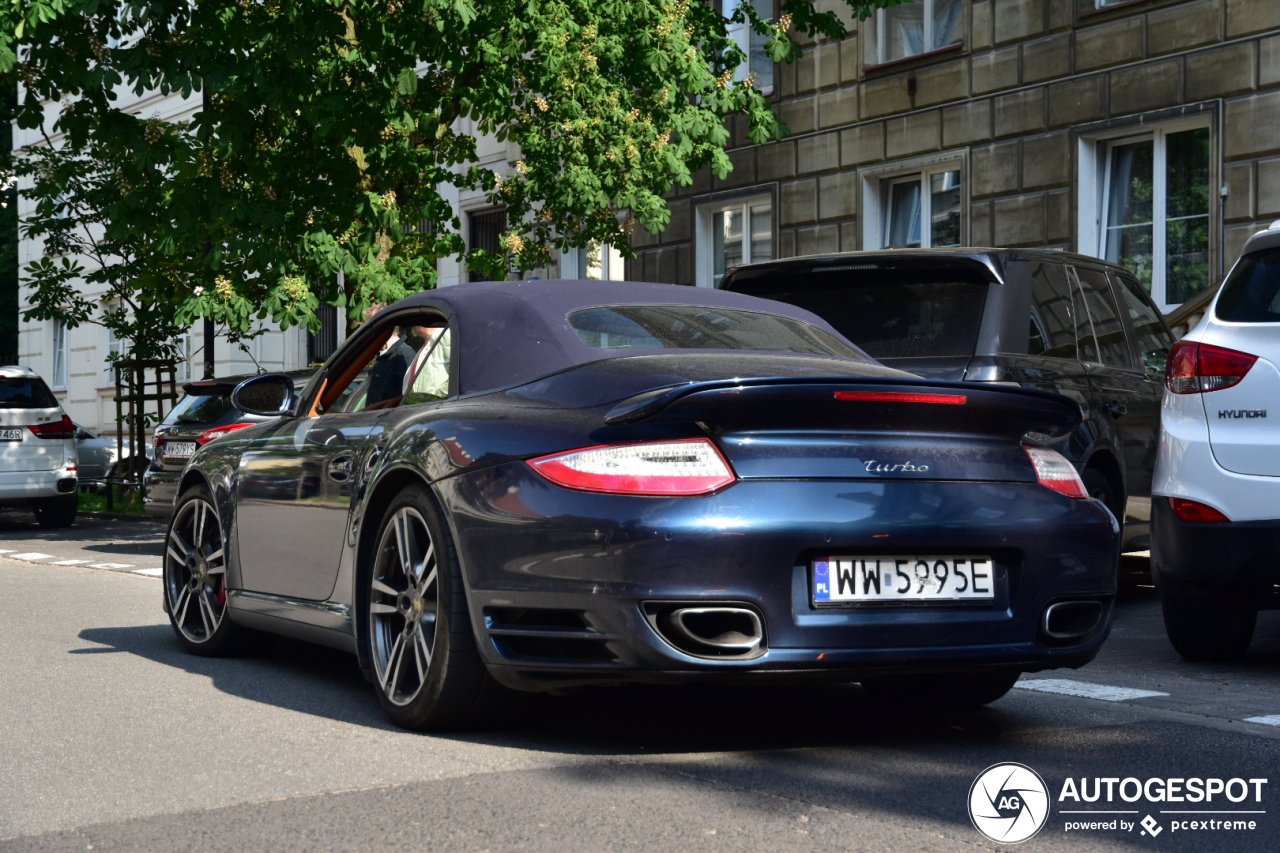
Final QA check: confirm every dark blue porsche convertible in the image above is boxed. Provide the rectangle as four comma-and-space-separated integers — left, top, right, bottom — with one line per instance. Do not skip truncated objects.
164, 280, 1118, 729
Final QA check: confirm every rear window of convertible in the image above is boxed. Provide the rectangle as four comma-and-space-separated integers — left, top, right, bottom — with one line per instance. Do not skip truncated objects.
568, 305, 862, 358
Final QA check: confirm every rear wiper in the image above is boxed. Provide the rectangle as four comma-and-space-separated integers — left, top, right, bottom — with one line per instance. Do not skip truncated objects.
176, 414, 204, 423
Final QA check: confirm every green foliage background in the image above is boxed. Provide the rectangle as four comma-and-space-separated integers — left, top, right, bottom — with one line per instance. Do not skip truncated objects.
2, 0, 894, 362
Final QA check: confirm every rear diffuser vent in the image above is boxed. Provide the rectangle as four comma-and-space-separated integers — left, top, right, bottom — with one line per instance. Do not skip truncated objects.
483, 607, 618, 664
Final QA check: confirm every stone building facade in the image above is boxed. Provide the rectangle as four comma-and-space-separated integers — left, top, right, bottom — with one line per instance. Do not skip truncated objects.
629, 0, 1280, 316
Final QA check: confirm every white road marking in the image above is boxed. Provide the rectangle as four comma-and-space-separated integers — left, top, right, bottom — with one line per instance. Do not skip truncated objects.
1015, 678, 1169, 701
51, 559, 93, 565
133, 568, 163, 577
10, 552, 55, 561
0, 549, 16, 554
87, 563, 134, 569
1243, 715, 1280, 727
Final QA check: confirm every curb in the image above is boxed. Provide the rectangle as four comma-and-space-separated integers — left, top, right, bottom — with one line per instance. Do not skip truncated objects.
76, 510, 165, 524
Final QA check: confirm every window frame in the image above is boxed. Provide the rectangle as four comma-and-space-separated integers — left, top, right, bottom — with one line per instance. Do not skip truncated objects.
565, 240, 627, 281
51, 319, 68, 391
860, 151, 967, 251
695, 191, 777, 288
723, 0, 775, 95
1076, 112, 1217, 314
871, 0, 965, 67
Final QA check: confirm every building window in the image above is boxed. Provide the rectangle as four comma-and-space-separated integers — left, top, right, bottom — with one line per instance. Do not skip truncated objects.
307, 304, 342, 365
568, 240, 626, 281
882, 169, 962, 248
860, 158, 964, 251
467, 209, 508, 282
875, 0, 963, 65
51, 320, 68, 390
696, 195, 774, 287
1080, 119, 1211, 313
724, 0, 774, 93
1103, 127, 1210, 311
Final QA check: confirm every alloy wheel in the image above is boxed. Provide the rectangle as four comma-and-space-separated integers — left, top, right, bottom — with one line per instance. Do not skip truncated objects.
369, 506, 439, 707
164, 496, 227, 643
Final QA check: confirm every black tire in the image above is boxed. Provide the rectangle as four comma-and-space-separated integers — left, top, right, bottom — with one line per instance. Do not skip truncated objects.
362, 484, 504, 730
860, 670, 1021, 709
1082, 468, 1122, 526
33, 494, 77, 528
1160, 589, 1256, 662
163, 483, 249, 656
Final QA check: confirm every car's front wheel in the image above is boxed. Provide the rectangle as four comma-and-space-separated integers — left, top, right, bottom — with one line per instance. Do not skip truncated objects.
860, 669, 1021, 708
1161, 589, 1256, 661
163, 483, 247, 655
363, 484, 500, 730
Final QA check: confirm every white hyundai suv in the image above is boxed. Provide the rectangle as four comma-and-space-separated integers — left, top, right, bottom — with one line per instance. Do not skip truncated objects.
1153, 223, 1280, 660
0, 366, 79, 527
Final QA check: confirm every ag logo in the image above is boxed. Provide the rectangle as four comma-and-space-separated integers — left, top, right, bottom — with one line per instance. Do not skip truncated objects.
969, 762, 1050, 844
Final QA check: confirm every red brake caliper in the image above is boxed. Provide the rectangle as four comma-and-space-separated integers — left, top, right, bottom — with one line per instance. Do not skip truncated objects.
216, 582, 226, 608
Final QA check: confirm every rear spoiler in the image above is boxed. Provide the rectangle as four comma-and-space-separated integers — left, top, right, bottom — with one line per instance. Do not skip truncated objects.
604, 377, 1081, 440
722, 252, 1005, 289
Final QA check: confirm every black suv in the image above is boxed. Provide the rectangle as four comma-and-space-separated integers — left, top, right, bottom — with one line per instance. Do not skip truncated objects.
722, 249, 1174, 553
143, 370, 320, 519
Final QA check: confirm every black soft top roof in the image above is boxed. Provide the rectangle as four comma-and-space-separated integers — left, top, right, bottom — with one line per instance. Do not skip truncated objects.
383, 279, 867, 396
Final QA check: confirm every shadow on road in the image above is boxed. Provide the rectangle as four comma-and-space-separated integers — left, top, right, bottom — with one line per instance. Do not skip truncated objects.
0, 512, 164, 559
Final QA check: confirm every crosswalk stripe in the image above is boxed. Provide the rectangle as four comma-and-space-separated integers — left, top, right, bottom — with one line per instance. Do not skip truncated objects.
10, 552, 55, 560
133, 568, 163, 577
51, 559, 93, 565
87, 562, 134, 569
1243, 715, 1280, 727
1015, 678, 1169, 701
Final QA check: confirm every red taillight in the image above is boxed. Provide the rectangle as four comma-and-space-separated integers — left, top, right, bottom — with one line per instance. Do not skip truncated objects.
1166, 341, 1259, 394
1023, 445, 1088, 498
529, 438, 736, 496
197, 422, 254, 445
834, 391, 968, 405
28, 415, 75, 439
1168, 497, 1230, 523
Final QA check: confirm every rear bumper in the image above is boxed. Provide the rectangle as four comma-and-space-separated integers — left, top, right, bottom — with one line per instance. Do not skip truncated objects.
439, 465, 1119, 691
0, 469, 77, 503
1151, 497, 1280, 599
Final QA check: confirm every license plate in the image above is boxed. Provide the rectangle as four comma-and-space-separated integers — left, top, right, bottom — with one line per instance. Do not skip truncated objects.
813, 556, 996, 604
164, 441, 197, 459
0, 428, 22, 441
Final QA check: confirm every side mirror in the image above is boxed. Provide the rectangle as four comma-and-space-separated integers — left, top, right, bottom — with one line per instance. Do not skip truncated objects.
231, 374, 298, 417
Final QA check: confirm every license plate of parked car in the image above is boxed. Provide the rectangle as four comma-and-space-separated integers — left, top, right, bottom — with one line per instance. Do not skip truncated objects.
813, 556, 996, 604
164, 441, 197, 459
0, 429, 23, 440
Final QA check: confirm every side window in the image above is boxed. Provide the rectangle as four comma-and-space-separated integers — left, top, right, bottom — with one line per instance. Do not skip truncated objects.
1113, 273, 1172, 377
1028, 263, 1077, 359
318, 311, 446, 415
1073, 267, 1135, 369
402, 325, 452, 404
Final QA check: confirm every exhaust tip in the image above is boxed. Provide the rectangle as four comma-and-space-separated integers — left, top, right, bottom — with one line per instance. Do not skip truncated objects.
644, 602, 767, 659
1040, 600, 1105, 645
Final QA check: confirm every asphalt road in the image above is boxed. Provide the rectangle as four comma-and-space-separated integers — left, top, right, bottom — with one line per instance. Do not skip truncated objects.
2, 515, 1280, 852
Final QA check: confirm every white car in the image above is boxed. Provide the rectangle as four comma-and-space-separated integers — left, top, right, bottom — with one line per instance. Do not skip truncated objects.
0, 365, 79, 527
1153, 222, 1280, 660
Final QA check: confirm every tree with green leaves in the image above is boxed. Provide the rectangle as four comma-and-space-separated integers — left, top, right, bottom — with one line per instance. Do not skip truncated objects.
2, 0, 896, 355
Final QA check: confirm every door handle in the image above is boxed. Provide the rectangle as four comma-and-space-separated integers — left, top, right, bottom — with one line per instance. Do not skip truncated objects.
327, 454, 353, 483
1100, 402, 1127, 418
307, 427, 348, 447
